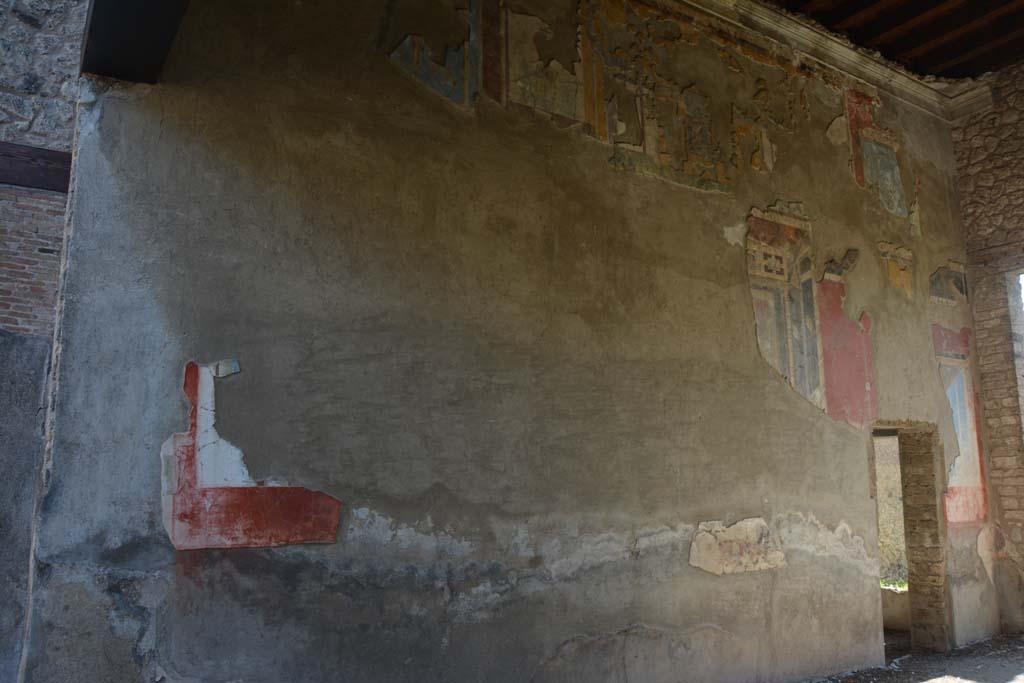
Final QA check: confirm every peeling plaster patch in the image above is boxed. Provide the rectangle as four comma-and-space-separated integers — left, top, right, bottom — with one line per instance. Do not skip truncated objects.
722, 221, 746, 247
345, 507, 475, 558
774, 512, 877, 577
541, 523, 696, 578
688, 518, 785, 576
826, 114, 848, 146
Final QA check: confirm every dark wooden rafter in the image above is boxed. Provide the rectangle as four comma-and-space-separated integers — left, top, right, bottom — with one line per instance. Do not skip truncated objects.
769, 0, 1024, 77
896, 0, 1024, 61
929, 26, 1024, 77
833, 0, 907, 31
859, 0, 969, 49
0, 141, 71, 193
80, 0, 191, 83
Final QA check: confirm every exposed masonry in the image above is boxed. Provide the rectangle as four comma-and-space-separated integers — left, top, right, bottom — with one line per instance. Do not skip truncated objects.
0, 183, 63, 337
954, 64, 1024, 548
0, 0, 86, 151
898, 428, 951, 652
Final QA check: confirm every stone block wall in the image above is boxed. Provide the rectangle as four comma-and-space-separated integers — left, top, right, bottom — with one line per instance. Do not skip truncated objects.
0, 0, 87, 151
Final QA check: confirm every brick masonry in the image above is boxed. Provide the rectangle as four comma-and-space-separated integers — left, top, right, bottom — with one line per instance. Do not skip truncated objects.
0, 183, 64, 337
0, 0, 87, 152
955, 64, 1024, 547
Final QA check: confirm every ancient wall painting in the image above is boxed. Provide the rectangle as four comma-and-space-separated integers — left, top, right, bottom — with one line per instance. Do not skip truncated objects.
161, 361, 342, 550
931, 326, 987, 525
878, 241, 914, 297
930, 263, 967, 305
387, 0, 483, 107
845, 89, 908, 217
818, 250, 878, 430
388, 0, 835, 192
746, 207, 825, 408
689, 518, 786, 576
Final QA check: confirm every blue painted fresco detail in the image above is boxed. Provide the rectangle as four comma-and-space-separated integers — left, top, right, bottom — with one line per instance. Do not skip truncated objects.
862, 139, 908, 217
389, 0, 481, 107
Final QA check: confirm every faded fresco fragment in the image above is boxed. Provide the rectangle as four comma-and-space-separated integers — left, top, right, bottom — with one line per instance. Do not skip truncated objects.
746, 207, 824, 407
932, 326, 987, 525
392, 0, 837, 192
388, 0, 482, 107
930, 263, 967, 305
878, 241, 914, 297
818, 251, 878, 430
846, 88, 908, 217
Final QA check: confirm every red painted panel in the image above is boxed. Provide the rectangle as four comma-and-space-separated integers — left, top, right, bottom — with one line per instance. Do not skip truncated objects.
844, 88, 876, 188
168, 362, 342, 550
931, 324, 970, 358
945, 486, 987, 525
818, 279, 877, 429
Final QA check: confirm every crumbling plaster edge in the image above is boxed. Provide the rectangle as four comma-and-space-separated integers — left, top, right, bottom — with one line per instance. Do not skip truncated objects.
676, 0, 994, 122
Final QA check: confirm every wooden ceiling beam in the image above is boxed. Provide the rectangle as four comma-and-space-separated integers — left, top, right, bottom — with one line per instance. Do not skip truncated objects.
857, 0, 967, 47
938, 39, 1024, 78
896, 0, 1024, 61
833, 0, 908, 31
797, 0, 848, 14
926, 23, 1024, 75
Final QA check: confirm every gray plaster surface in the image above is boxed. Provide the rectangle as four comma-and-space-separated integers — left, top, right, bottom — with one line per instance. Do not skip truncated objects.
0, 330, 48, 681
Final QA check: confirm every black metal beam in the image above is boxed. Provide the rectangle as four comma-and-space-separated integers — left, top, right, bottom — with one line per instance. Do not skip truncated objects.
80, 0, 191, 83
0, 141, 71, 193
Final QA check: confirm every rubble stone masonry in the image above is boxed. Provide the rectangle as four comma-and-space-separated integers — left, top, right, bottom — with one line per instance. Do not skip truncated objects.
0, 0, 86, 151
955, 64, 1024, 546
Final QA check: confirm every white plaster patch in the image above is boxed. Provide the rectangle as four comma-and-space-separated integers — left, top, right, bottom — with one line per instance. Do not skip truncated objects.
543, 531, 632, 577
689, 517, 786, 576
194, 361, 254, 488
978, 525, 996, 583
722, 221, 746, 247
345, 507, 474, 558
774, 511, 877, 577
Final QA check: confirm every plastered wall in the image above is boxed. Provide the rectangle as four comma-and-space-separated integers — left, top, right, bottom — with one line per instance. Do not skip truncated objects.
24, 1, 999, 680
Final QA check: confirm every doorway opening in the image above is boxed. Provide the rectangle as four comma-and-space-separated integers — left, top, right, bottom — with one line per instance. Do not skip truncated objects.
871, 425, 951, 659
